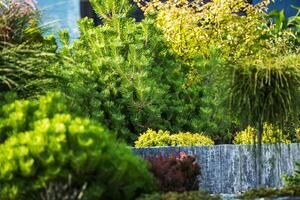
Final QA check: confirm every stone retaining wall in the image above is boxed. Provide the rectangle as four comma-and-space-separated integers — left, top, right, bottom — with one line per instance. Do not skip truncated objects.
132, 144, 300, 194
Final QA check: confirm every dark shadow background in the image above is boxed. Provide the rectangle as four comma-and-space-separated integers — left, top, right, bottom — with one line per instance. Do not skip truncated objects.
80, 0, 144, 25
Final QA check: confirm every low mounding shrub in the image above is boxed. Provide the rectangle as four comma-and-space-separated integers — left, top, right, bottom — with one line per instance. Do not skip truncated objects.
144, 152, 200, 192
233, 123, 291, 145
0, 93, 156, 200
135, 129, 214, 147
137, 191, 220, 200
0, 92, 68, 142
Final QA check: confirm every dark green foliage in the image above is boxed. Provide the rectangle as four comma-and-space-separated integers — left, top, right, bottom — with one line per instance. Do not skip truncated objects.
0, 93, 156, 200
60, 0, 227, 143
239, 186, 300, 199
137, 191, 220, 200
144, 153, 200, 192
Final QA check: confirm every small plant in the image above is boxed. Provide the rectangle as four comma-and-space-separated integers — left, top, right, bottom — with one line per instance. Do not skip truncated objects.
0, 0, 38, 44
233, 123, 291, 144
0, 0, 59, 98
135, 129, 214, 147
144, 152, 200, 192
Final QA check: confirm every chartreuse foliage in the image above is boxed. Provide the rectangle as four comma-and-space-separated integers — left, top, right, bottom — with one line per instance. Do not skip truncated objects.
135, 0, 300, 135
135, 129, 214, 147
134, 0, 272, 63
230, 52, 300, 128
0, 92, 67, 142
59, 0, 225, 143
0, 93, 156, 200
233, 123, 291, 144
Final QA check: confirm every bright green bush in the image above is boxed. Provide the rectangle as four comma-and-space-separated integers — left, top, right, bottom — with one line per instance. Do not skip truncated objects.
0, 92, 67, 142
137, 191, 220, 200
59, 0, 227, 143
0, 93, 156, 200
233, 123, 291, 145
135, 129, 214, 147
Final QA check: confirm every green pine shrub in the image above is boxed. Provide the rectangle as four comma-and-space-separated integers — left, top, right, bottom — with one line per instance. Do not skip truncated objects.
59, 0, 225, 143
137, 191, 220, 200
233, 123, 291, 145
135, 129, 214, 147
0, 93, 156, 200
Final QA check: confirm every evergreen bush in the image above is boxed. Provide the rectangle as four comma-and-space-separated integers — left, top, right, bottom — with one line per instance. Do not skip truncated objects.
59, 0, 223, 143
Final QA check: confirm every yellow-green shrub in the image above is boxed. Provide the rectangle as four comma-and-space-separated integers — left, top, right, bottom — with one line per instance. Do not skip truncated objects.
135, 129, 214, 147
0, 93, 156, 200
233, 123, 291, 144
